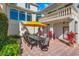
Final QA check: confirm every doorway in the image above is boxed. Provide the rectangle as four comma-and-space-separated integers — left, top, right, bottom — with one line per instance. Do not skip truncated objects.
63, 26, 69, 39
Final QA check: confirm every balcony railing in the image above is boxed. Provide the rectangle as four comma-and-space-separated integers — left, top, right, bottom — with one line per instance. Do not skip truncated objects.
39, 6, 73, 22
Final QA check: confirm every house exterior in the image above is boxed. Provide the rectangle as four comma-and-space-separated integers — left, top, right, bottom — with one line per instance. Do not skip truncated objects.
39, 3, 79, 43
0, 3, 39, 35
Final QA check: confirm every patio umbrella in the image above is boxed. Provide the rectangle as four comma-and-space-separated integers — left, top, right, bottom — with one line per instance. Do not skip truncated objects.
22, 21, 47, 34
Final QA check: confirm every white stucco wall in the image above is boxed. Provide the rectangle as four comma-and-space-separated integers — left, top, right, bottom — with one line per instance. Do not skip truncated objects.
16, 3, 25, 9
77, 20, 79, 43
30, 4, 37, 21
69, 15, 79, 43
53, 23, 64, 39
69, 20, 75, 32
30, 5, 37, 11
73, 3, 79, 13
8, 20, 20, 35
32, 14, 36, 21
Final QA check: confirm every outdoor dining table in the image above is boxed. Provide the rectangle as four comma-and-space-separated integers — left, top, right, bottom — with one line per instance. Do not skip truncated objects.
28, 34, 46, 49
28, 34, 49, 51
29, 35, 45, 42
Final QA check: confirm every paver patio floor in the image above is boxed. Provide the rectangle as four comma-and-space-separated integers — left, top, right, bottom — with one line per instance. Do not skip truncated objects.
21, 37, 79, 56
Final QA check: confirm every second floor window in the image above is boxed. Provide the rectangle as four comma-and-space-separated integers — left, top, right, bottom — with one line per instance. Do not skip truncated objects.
10, 8, 18, 20
10, 8, 26, 21
77, 4, 79, 8
25, 3, 30, 9
36, 14, 42, 21
27, 13, 32, 21
19, 11, 25, 21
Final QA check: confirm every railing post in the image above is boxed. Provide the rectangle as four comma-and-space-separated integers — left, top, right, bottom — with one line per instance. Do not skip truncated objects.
70, 7, 71, 14
64, 9, 66, 16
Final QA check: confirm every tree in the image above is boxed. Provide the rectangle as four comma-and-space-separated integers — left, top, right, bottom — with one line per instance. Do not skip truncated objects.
0, 12, 8, 39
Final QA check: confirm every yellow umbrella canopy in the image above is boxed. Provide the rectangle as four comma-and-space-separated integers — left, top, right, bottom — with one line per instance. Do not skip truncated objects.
22, 21, 47, 27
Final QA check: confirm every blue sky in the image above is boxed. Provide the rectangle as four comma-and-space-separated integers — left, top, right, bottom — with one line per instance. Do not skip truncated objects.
37, 3, 51, 11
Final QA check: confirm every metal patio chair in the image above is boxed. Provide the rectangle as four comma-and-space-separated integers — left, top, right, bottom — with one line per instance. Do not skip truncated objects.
39, 37, 50, 51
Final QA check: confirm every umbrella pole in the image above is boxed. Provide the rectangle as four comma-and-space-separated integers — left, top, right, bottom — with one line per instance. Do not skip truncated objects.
34, 26, 35, 34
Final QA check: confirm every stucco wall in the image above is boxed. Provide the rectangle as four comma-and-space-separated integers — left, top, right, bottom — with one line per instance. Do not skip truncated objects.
77, 20, 79, 43
8, 20, 20, 35
17, 3, 25, 9
53, 23, 64, 39
32, 14, 36, 21
30, 5, 37, 11
69, 20, 75, 32
69, 15, 79, 43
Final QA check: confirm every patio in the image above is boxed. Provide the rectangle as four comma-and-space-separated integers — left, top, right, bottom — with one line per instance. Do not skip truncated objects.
21, 37, 79, 56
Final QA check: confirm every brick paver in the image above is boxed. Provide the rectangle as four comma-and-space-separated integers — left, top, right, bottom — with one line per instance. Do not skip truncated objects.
21, 37, 79, 56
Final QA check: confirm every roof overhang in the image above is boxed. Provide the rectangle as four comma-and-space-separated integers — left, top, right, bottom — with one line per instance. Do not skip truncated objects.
30, 3, 39, 7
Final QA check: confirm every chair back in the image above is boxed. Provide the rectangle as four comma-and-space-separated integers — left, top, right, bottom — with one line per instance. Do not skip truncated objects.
44, 38, 49, 46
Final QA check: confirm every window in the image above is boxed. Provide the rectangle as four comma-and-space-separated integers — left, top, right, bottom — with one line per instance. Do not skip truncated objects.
77, 4, 79, 8
10, 9, 18, 20
25, 3, 30, 9
27, 13, 32, 21
25, 3, 28, 8
19, 11, 25, 21
36, 14, 42, 21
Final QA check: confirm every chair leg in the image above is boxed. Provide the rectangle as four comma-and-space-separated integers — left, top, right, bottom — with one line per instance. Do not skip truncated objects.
41, 45, 48, 51
31, 45, 33, 49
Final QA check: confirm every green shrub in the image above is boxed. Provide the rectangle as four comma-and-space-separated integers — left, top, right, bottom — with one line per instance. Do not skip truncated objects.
0, 36, 20, 56
0, 34, 17, 50
9, 35, 21, 39
0, 44, 20, 56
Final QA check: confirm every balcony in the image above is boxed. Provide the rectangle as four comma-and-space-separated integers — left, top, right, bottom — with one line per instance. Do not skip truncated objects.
39, 6, 75, 23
